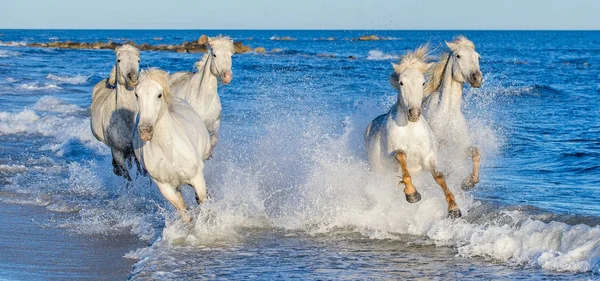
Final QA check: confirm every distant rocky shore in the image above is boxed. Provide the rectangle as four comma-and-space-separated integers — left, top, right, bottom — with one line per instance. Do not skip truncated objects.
0, 34, 389, 59
23, 35, 255, 54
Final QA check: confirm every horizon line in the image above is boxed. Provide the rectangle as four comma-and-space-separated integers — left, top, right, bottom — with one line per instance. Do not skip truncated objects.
1, 28, 599, 32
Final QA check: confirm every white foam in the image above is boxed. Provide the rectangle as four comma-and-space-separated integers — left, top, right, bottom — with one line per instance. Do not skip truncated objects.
18, 83, 61, 91
0, 164, 27, 173
32, 96, 85, 114
0, 99, 107, 155
0, 41, 26, 47
46, 74, 90, 85
0, 50, 21, 58
367, 50, 399, 60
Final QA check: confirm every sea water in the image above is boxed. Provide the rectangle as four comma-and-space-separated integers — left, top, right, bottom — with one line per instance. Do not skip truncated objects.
0, 30, 598, 280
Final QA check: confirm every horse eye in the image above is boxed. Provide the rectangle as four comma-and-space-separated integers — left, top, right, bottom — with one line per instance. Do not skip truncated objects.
158, 94, 162, 98
138, 60, 141, 63
478, 56, 481, 60
213, 54, 217, 58
399, 81, 404, 86
135, 93, 138, 98
456, 54, 461, 59
422, 82, 425, 86
117, 59, 121, 62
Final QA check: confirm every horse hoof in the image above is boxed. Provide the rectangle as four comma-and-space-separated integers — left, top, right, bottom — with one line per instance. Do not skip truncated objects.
405, 191, 421, 203
461, 178, 477, 191
447, 208, 462, 219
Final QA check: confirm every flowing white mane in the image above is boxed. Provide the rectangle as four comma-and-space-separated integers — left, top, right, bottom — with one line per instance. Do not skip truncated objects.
425, 36, 475, 94
116, 44, 140, 56
389, 45, 431, 91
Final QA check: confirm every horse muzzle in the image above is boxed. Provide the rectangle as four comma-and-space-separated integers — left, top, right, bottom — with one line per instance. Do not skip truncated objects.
127, 73, 139, 88
469, 71, 483, 88
221, 70, 233, 84
138, 126, 153, 141
408, 108, 421, 122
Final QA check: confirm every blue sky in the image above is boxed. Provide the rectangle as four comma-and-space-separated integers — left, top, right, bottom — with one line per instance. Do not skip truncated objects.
1, 0, 599, 30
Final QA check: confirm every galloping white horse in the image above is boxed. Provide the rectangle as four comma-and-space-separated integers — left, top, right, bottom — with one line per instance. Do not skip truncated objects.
169, 36, 234, 158
365, 46, 462, 218
133, 69, 211, 223
424, 36, 483, 191
90, 44, 140, 181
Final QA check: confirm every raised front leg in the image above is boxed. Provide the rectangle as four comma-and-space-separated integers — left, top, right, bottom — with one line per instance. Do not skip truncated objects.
431, 169, 461, 218
462, 146, 481, 191
395, 150, 421, 203
155, 181, 192, 223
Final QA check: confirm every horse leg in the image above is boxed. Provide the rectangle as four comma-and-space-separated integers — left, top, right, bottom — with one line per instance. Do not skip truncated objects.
112, 149, 131, 181
394, 150, 421, 203
207, 120, 220, 159
155, 181, 192, 223
190, 172, 208, 206
431, 168, 461, 218
461, 146, 481, 191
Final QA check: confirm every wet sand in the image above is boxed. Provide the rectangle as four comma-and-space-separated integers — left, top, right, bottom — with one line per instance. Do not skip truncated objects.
0, 203, 145, 280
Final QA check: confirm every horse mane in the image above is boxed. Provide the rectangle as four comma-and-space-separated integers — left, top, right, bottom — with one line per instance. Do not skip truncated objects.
424, 36, 475, 94
116, 44, 140, 57
208, 35, 235, 53
389, 45, 431, 91
424, 52, 450, 94
195, 53, 209, 71
447, 35, 475, 51
139, 68, 173, 108
108, 44, 140, 86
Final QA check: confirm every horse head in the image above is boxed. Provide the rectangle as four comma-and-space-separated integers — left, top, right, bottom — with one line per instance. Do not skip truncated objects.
446, 36, 482, 88
390, 45, 432, 122
208, 36, 235, 84
135, 69, 172, 141
109, 44, 140, 90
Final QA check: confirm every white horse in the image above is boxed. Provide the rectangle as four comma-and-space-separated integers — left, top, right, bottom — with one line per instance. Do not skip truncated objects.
423, 36, 483, 191
90, 44, 140, 181
168, 36, 234, 159
133, 69, 211, 223
365, 46, 462, 218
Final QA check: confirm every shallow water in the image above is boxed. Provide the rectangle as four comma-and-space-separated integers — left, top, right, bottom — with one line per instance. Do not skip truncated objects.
0, 30, 599, 280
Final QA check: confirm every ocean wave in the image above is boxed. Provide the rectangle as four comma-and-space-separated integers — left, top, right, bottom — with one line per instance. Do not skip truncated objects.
18, 83, 62, 91
46, 74, 90, 85
0, 104, 105, 155
0, 41, 26, 47
0, 50, 21, 58
498, 85, 561, 96
366, 50, 399, 60
32, 96, 86, 114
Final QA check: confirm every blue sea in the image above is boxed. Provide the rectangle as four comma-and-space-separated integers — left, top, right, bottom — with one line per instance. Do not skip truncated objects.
0, 30, 599, 280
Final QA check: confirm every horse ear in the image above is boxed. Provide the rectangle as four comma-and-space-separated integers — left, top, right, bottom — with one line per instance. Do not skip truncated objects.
445, 41, 457, 50
108, 65, 117, 85
389, 72, 400, 91
391, 63, 401, 73
140, 69, 148, 75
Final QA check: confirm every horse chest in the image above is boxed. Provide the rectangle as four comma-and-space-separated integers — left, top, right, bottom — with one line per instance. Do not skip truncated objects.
387, 123, 432, 154
142, 143, 199, 185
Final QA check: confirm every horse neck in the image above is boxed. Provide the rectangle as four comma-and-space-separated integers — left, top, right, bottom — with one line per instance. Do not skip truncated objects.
438, 58, 464, 113
114, 83, 136, 110
147, 105, 174, 150
192, 52, 219, 105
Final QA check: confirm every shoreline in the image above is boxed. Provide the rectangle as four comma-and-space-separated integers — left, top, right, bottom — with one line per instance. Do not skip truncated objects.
0, 202, 146, 280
